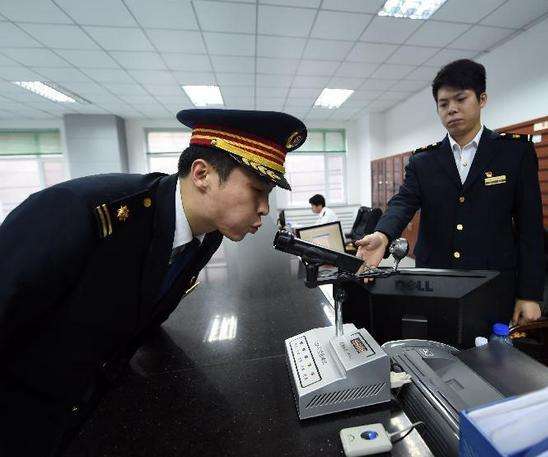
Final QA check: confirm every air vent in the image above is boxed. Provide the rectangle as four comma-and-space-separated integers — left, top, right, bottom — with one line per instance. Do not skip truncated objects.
305, 383, 385, 409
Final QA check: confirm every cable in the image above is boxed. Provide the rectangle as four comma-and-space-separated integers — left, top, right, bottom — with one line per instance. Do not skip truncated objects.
391, 427, 415, 444
389, 421, 424, 444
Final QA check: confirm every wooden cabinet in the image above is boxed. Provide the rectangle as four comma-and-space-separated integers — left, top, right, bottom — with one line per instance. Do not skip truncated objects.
371, 150, 418, 256
497, 115, 548, 228
371, 151, 410, 210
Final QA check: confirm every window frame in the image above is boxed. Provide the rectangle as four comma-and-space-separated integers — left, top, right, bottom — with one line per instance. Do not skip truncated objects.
0, 129, 62, 157
284, 128, 347, 208
145, 128, 191, 173
298, 128, 346, 154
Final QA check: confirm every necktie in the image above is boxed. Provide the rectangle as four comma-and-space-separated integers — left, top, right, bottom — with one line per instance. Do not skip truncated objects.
158, 238, 200, 300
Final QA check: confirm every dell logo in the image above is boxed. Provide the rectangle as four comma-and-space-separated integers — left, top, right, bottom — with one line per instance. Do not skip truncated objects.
395, 280, 434, 292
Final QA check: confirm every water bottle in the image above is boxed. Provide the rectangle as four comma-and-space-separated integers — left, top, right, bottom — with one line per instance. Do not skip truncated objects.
489, 323, 513, 346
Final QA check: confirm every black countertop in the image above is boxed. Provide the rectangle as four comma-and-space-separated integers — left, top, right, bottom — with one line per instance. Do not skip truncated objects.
65, 219, 432, 457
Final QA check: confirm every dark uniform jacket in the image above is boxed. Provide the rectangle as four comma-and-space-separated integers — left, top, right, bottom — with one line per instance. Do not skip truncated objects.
0, 173, 223, 456
376, 128, 544, 302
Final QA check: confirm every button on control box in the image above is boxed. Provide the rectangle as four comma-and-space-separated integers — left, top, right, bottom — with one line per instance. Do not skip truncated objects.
289, 336, 321, 388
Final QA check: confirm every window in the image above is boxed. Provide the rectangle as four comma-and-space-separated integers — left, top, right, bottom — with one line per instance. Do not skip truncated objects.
0, 130, 65, 223
146, 129, 191, 174
284, 129, 346, 208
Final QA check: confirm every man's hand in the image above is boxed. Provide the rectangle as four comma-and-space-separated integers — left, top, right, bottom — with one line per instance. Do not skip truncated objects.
512, 299, 542, 326
355, 232, 389, 281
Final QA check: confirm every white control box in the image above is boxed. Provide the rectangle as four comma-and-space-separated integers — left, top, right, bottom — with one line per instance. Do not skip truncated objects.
286, 323, 390, 420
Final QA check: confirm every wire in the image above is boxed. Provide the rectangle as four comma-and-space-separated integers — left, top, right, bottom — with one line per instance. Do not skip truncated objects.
389, 421, 424, 444
392, 427, 415, 444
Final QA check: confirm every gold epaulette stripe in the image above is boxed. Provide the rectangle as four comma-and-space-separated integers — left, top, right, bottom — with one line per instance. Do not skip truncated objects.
95, 205, 108, 238
193, 128, 285, 159
208, 137, 286, 173
193, 134, 286, 172
95, 204, 113, 238
101, 204, 113, 236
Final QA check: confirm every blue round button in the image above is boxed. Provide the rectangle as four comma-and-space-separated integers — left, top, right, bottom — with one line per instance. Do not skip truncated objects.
360, 430, 378, 440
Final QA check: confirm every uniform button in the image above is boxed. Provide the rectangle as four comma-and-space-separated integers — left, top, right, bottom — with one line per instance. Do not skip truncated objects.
71, 405, 79, 413
456, 224, 463, 231
459, 196, 465, 203
453, 251, 461, 259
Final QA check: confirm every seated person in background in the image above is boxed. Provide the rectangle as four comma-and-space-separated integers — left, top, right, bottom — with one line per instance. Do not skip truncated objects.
309, 194, 338, 225
355, 59, 544, 327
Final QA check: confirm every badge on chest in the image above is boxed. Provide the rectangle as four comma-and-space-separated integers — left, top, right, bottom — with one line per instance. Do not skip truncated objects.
484, 171, 506, 186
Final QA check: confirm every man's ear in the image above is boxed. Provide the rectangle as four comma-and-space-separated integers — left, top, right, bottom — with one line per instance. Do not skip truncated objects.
190, 159, 211, 191
479, 92, 487, 108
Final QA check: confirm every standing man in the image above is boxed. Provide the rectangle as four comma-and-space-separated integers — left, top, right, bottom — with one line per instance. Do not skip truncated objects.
0, 109, 306, 457
356, 59, 544, 326
309, 193, 339, 225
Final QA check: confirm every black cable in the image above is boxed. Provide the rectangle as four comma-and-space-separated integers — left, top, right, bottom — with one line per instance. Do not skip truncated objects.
389, 421, 424, 444
391, 427, 415, 444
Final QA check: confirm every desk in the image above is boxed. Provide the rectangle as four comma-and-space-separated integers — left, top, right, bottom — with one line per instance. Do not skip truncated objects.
65, 219, 432, 457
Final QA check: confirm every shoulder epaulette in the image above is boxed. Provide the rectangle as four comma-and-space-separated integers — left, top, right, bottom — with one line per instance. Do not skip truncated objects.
93, 189, 154, 239
413, 141, 441, 155
496, 132, 531, 142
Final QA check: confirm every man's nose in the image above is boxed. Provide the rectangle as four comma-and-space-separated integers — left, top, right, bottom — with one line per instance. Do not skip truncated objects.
447, 101, 458, 114
258, 197, 269, 216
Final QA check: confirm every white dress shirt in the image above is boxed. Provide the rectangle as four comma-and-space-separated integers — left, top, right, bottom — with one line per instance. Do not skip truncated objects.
173, 178, 205, 253
448, 125, 484, 184
316, 206, 338, 225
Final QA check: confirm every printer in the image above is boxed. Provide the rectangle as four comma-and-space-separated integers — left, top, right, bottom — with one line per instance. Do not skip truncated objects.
384, 340, 548, 457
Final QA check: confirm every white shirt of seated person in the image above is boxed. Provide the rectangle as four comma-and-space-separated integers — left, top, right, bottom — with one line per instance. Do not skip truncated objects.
316, 206, 338, 225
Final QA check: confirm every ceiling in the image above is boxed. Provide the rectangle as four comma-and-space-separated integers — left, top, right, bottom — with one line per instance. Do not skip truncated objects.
0, 0, 547, 121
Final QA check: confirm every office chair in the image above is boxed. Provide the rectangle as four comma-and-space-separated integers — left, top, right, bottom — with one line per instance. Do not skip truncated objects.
345, 207, 383, 253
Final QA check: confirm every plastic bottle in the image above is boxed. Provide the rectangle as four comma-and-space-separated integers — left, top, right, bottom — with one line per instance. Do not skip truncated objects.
475, 336, 488, 347
489, 323, 513, 346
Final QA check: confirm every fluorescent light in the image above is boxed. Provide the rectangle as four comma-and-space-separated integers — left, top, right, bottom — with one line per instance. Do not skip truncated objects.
314, 88, 354, 109
378, 0, 447, 19
182, 85, 224, 107
12, 81, 90, 104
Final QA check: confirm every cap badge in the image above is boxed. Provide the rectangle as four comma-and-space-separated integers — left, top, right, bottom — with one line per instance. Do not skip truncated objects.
286, 130, 304, 149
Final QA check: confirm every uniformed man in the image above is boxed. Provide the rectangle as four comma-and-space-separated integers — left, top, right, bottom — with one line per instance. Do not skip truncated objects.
0, 109, 306, 457
356, 59, 544, 327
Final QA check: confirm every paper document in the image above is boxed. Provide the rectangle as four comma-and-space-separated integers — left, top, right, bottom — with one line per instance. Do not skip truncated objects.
467, 386, 548, 455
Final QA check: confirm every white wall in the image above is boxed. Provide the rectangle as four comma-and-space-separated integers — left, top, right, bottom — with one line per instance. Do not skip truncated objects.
375, 15, 548, 158
63, 114, 129, 178
351, 112, 386, 207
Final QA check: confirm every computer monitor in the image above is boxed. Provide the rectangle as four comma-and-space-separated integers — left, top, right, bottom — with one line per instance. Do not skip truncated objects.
341, 268, 513, 349
296, 221, 345, 254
